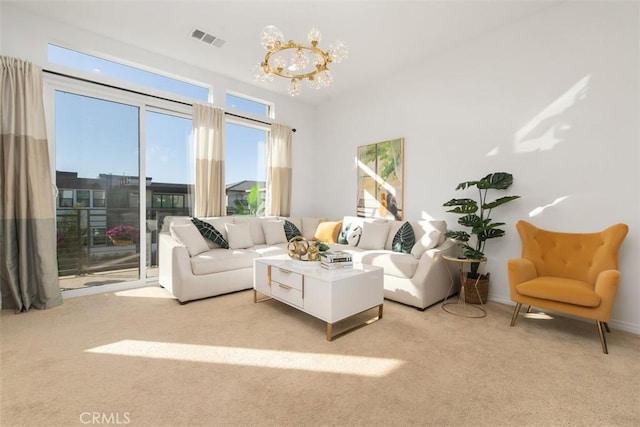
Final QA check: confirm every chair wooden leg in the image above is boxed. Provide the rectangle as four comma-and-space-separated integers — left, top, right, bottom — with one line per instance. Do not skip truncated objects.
597, 321, 608, 354
526, 305, 533, 313
510, 303, 522, 326
604, 322, 611, 333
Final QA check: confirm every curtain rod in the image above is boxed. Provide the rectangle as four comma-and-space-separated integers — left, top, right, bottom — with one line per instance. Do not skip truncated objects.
43, 69, 296, 132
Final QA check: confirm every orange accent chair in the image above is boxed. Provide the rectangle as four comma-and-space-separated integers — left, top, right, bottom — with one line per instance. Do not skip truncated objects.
508, 220, 628, 353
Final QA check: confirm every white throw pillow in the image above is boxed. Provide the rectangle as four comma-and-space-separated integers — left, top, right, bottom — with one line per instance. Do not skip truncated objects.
262, 220, 288, 245
358, 221, 390, 250
233, 217, 267, 245
301, 217, 322, 240
225, 222, 254, 249
170, 223, 210, 257
346, 225, 362, 246
411, 221, 445, 258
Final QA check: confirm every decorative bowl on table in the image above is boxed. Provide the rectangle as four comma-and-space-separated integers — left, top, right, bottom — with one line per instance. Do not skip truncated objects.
287, 236, 327, 263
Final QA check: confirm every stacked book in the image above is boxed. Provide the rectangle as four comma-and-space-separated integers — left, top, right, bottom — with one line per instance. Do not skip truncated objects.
320, 251, 353, 270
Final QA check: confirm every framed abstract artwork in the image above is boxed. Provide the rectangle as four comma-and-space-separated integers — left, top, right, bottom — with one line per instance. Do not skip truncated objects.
356, 137, 404, 220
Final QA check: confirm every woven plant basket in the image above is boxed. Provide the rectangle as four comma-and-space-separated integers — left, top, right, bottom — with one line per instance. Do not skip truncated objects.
461, 272, 490, 304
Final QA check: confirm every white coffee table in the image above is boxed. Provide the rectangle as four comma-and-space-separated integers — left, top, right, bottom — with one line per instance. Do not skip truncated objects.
253, 256, 384, 341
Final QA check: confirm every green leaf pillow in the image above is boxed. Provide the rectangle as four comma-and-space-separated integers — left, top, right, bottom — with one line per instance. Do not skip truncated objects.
283, 219, 302, 242
392, 221, 416, 254
191, 217, 229, 249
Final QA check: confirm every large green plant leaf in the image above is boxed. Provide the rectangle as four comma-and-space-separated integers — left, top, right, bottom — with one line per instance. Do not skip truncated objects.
458, 214, 481, 228
443, 198, 475, 207
443, 198, 478, 214
478, 228, 506, 242
463, 247, 485, 260
482, 195, 521, 209
454, 181, 481, 191
477, 172, 514, 190
444, 230, 470, 242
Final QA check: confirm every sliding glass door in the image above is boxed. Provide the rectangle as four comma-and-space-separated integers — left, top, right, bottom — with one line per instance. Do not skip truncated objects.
145, 110, 194, 278
52, 85, 195, 290
55, 91, 141, 290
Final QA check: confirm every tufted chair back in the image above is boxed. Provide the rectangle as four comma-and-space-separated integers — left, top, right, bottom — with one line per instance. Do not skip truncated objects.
516, 221, 629, 285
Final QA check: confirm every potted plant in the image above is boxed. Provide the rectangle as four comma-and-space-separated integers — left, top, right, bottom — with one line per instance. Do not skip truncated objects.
442, 172, 520, 303
106, 225, 138, 246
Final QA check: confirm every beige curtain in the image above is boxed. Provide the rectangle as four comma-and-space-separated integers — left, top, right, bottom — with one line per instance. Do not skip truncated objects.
266, 123, 293, 216
193, 103, 225, 217
0, 56, 62, 311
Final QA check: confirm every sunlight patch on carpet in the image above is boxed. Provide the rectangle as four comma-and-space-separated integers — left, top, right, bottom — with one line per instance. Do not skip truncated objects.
115, 287, 175, 299
86, 340, 404, 377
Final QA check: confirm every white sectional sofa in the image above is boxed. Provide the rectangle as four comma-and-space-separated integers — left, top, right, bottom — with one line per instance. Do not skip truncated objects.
158, 215, 457, 309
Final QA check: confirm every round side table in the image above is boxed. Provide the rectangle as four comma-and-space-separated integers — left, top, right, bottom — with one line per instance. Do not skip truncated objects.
441, 255, 487, 318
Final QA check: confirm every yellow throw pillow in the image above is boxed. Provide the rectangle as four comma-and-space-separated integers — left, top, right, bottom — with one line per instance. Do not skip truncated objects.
314, 220, 343, 243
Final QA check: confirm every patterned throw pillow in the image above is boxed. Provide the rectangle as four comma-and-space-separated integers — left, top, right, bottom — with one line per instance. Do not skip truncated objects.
337, 223, 352, 244
191, 217, 229, 249
392, 221, 416, 254
283, 219, 302, 242
346, 225, 362, 246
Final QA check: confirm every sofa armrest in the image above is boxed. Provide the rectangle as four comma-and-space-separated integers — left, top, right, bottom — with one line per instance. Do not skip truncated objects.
411, 238, 457, 283
158, 232, 191, 302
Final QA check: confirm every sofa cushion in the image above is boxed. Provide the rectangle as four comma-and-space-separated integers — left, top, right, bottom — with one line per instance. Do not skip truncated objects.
314, 220, 343, 243
338, 216, 362, 244
190, 248, 260, 275
262, 220, 288, 245
162, 216, 191, 233
411, 220, 447, 259
346, 225, 362, 246
232, 217, 267, 245
337, 222, 351, 244
191, 217, 229, 249
202, 217, 234, 244
354, 250, 419, 279
283, 219, 302, 242
358, 221, 390, 250
301, 217, 322, 240
392, 221, 416, 254
170, 223, 210, 257
225, 223, 254, 249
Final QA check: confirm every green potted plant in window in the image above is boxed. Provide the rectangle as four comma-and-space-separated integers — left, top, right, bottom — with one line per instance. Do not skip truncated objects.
442, 172, 520, 303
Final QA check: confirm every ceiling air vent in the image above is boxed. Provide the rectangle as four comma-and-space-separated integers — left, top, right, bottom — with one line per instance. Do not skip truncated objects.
191, 28, 226, 48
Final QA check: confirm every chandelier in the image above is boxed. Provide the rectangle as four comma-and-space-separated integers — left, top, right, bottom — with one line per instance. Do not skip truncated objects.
253, 25, 348, 96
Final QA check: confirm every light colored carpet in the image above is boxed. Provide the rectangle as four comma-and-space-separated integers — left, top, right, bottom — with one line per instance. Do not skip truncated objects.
1, 286, 639, 427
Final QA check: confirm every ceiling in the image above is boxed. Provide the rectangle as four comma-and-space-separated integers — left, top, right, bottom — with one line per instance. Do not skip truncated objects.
9, 1, 558, 105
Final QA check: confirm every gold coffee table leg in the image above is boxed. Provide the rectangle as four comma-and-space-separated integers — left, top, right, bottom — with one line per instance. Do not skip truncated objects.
326, 304, 384, 341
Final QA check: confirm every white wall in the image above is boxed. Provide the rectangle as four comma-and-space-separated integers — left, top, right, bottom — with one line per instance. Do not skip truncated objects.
0, 3, 318, 216
315, 2, 640, 333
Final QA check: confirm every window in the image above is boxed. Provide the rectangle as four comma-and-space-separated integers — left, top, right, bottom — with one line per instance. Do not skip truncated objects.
226, 93, 272, 118
93, 191, 106, 208
92, 227, 107, 246
151, 194, 185, 209
48, 44, 209, 102
76, 190, 90, 207
59, 190, 73, 207
225, 122, 267, 216
225, 93, 270, 217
